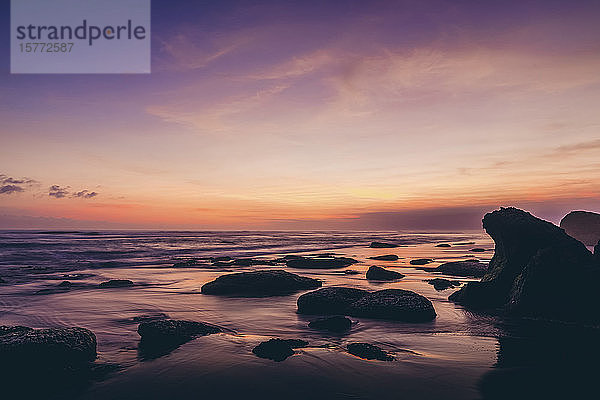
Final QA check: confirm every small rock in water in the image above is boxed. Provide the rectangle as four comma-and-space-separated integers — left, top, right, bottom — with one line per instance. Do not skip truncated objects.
210, 256, 232, 263
58, 280, 72, 288
308, 316, 352, 332
98, 279, 134, 288
201, 270, 321, 296
435, 261, 487, 277
435, 244, 451, 248
369, 242, 399, 248
172, 258, 202, 267
469, 248, 487, 252
137, 319, 221, 343
410, 258, 433, 265
368, 254, 399, 261
252, 338, 308, 362
426, 278, 461, 291
343, 269, 360, 275
297, 287, 369, 315
366, 266, 404, 281
285, 256, 358, 269
347, 343, 393, 361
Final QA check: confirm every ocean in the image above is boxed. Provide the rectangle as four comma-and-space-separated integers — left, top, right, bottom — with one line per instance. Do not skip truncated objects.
0, 230, 594, 399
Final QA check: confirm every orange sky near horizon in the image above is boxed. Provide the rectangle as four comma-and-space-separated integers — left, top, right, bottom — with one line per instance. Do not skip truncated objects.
1, 1, 600, 229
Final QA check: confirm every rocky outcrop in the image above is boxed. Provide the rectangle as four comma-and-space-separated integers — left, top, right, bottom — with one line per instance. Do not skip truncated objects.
435, 244, 451, 248
252, 338, 308, 361
347, 343, 393, 361
366, 266, 404, 281
560, 210, 600, 246
200, 270, 321, 296
426, 278, 461, 291
368, 255, 399, 261
285, 256, 358, 269
369, 242, 398, 248
98, 279, 134, 288
449, 208, 600, 324
0, 326, 97, 366
308, 316, 352, 332
298, 287, 436, 322
434, 261, 488, 277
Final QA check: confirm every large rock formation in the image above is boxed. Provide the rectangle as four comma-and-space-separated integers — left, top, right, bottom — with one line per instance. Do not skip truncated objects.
298, 287, 436, 322
200, 270, 321, 296
450, 208, 600, 324
0, 326, 97, 366
560, 210, 600, 246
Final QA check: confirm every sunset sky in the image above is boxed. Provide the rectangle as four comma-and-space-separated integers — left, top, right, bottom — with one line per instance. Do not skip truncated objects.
1, 0, 600, 230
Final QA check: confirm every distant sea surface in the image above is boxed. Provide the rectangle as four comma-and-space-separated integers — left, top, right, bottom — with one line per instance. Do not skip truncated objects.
0, 230, 594, 399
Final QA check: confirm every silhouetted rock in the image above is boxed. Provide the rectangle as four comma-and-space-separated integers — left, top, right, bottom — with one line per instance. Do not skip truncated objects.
366, 266, 404, 281
210, 256, 232, 263
344, 269, 360, 275
369, 242, 399, 248
297, 287, 370, 315
449, 208, 600, 324
137, 319, 221, 360
172, 258, 202, 267
347, 343, 393, 361
138, 319, 221, 343
98, 279, 134, 288
0, 325, 97, 366
349, 289, 436, 322
58, 280, 72, 288
410, 258, 433, 265
232, 258, 275, 266
560, 210, 600, 246
368, 254, 399, 261
252, 338, 308, 361
201, 270, 321, 296
298, 287, 436, 322
426, 278, 461, 291
285, 256, 358, 269
470, 248, 487, 252
435, 243, 451, 247
308, 316, 352, 332
435, 261, 488, 277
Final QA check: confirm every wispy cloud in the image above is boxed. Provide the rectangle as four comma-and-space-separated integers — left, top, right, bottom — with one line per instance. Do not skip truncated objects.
0, 174, 38, 195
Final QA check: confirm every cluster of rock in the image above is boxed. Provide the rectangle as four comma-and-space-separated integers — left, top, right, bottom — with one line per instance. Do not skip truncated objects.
297, 287, 436, 322
449, 207, 600, 324
434, 261, 487, 278
426, 278, 461, 291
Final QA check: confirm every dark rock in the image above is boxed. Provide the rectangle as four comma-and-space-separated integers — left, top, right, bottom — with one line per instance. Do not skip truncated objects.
560, 210, 600, 246
172, 258, 202, 267
348, 289, 436, 322
0, 326, 97, 366
366, 266, 404, 281
368, 254, 399, 261
98, 279, 134, 288
369, 242, 398, 248
449, 207, 599, 324
298, 287, 436, 322
201, 270, 321, 296
297, 287, 369, 314
232, 258, 275, 266
347, 343, 393, 361
210, 256, 232, 263
285, 256, 358, 269
410, 258, 433, 265
137, 319, 221, 360
470, 248, 487, 252
137, 319, 221, 343
0, 276, 5, 284
308, 316, 352, 332
435, 261, 488, 277
252, 338, 308, 362
426, 278, 461, 291
343, 269, 360, 275
58, 280, 72, 288
435, 243, 451, 248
